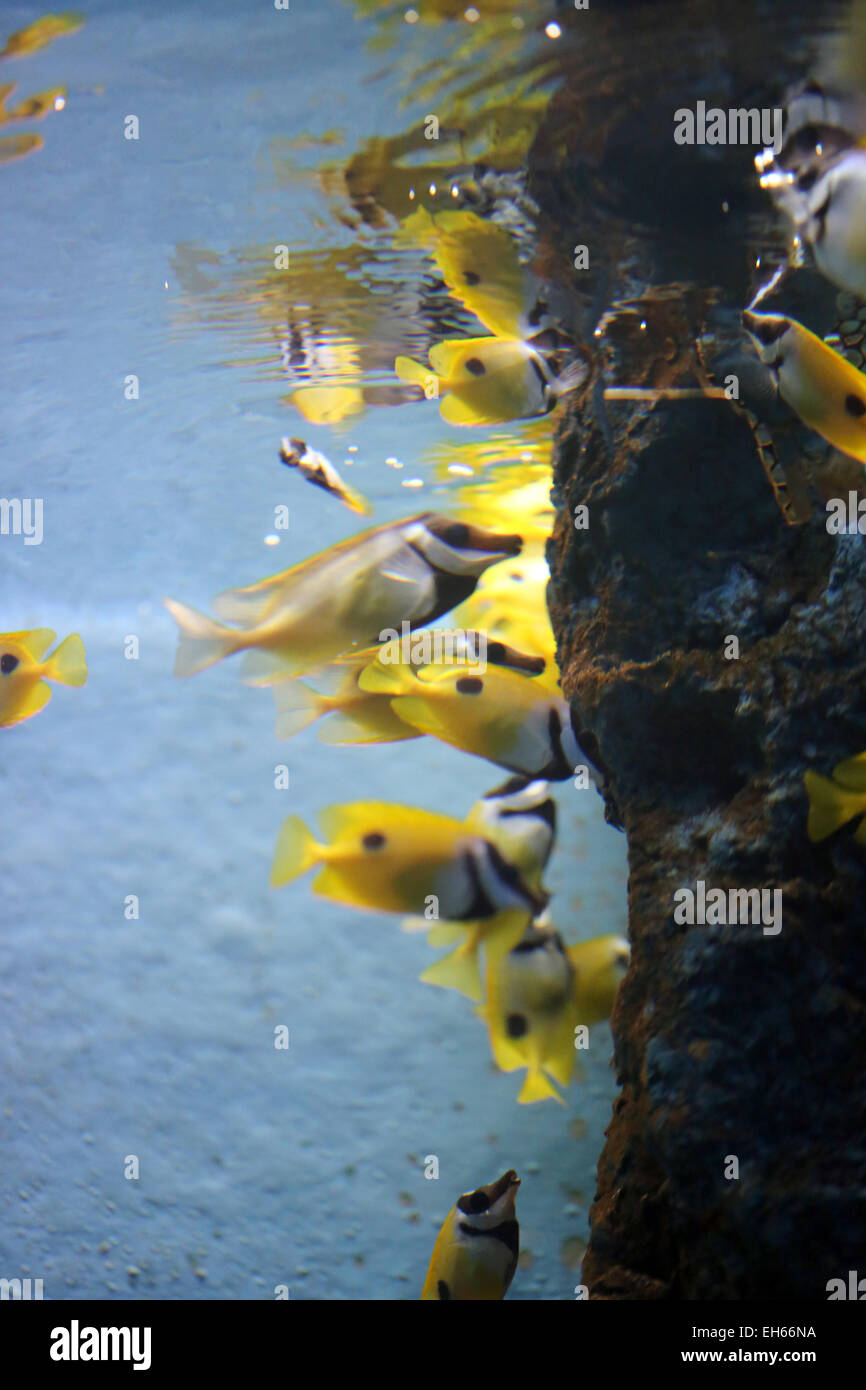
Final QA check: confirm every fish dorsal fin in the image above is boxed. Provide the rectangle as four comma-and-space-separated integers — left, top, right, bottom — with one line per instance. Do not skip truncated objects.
212, 571, 297, 625
5, 628, 56, 660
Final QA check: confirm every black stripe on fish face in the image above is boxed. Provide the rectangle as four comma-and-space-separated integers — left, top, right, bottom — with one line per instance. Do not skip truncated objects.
482, 840, 547, 915
458, 1189, 491, 1216
461, 848, 497, 920
458, 1218, 520, 1260
540, 706, 572, 780
1, 654, 19, 674
423, 516, 522, 557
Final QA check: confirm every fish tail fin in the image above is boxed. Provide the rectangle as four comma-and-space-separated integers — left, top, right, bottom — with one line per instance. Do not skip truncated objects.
44, 633, 87, 687
517, 1067, 564, 1105
804, 769, 865, 842
270, 816, 322, 887
419, 941, 482, 1001
164, 598, 242, 677
394, 354, 436, 391
272, 679, 325, 738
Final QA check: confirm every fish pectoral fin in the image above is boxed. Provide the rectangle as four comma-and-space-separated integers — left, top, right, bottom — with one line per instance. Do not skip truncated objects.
44, 633, 87, 687
388, 695, 447, 737
17, 628, 56, 661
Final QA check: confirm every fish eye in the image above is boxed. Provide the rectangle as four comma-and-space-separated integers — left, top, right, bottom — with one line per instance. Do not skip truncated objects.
467, 1191, 491, 1214
456, 676, 483, 695
506, 1012, 529, 1039
362, 831, 386, 851
0, 653, 19, 675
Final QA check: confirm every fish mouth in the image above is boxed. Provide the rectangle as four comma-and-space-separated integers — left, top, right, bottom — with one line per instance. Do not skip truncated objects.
489, 1169, 521, 1218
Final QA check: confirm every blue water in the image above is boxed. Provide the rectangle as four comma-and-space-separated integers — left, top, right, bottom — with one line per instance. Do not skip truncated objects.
1, 0, 627, 1299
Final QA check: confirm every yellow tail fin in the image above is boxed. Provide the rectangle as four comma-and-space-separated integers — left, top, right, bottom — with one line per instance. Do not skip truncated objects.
394, 354, 436, 391
44, 633, 87, 687
270, 816, 321, 887
419, 943, 482, 1001
804, 769, 866, 842
517, 1067, 564, 1105
164, 598, 241, 677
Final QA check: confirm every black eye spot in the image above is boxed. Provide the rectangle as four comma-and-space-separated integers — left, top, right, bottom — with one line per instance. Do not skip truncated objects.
463, 271, 481, 286
506, 1013, 529, 1039
1, 654, 19, 675
467, 1191, 490, 1213
845, 394, 866, 418
362, 832, 386, 851
437, 1280, 451, 1299
464, 357, 486, 376
456, 676, 483, 695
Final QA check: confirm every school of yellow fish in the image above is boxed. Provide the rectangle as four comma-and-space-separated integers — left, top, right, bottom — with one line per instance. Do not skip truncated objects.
21, 21, 866, 1298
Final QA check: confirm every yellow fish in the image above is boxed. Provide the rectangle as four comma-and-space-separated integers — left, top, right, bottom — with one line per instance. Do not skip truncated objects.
397, 206, 549, 340
272, 634, 544, 744
279, 437, 372, 516
421, 1169, 520, 1301
269, 800, 547, 924
743, 310, 866, 463
0, 12, 84, 59
0, 629, 87, 727
359, 652, 600, 782
164, 514, 521, 681
478, 923, 630, 1103
395, 337, 583, 427
805, 755, 866, 843
410, 777, 558, 1000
